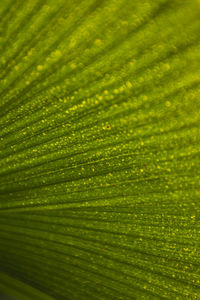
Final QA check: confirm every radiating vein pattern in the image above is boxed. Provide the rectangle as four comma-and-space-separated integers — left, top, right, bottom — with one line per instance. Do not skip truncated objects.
0, 0, 200, 299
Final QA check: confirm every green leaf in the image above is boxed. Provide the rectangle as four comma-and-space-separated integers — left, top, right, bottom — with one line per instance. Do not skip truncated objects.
0, 0, 200, 299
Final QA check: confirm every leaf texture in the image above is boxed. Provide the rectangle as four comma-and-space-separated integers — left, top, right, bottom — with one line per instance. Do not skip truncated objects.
0, 0, 200, 299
